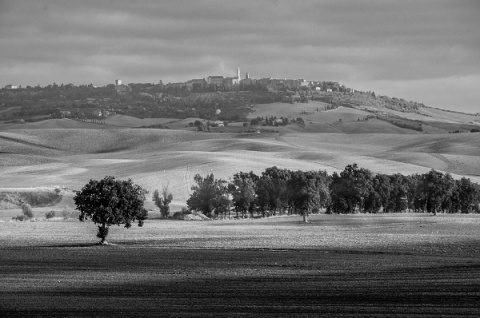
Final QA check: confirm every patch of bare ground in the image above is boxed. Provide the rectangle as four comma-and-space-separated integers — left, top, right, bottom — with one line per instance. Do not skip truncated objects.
0, 214, 479, 317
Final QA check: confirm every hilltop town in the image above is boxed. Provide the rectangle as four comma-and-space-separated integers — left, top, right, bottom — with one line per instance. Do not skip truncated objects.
1, 68, 436, 125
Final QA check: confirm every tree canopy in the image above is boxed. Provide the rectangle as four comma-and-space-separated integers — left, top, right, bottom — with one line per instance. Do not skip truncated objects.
74, 176, 148, 244
187, 174, 230, 217
185, 165, 480, 219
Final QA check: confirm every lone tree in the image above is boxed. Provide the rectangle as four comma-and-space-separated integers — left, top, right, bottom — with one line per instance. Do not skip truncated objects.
153, 183, 173, 218
187, 173, 230, 218
74, 176, 148, 245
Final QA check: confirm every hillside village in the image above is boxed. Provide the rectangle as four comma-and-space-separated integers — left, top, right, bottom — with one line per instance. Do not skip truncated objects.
2, 68, 480, 134
0, 69, 425, 118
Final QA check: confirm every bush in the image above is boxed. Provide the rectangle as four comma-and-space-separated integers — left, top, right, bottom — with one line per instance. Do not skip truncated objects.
13, 215, 28, 221
21, 203, 34, 219
172, 208, 190, 220
152, 184, 173, 219
45, 210, 56, 219
62, 209, 71, 219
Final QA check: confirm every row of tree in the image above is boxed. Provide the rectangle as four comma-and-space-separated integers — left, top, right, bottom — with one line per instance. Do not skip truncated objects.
72, 165, 480, 244
187, 164, 480, 222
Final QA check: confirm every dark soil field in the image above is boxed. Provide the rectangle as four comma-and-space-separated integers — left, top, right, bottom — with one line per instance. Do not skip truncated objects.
1, 214, 479, 317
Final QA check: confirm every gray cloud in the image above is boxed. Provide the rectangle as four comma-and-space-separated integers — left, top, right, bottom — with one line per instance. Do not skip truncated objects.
1, 0, 479, 112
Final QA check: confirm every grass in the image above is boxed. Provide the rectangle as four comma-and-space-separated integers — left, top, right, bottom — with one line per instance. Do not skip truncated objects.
1, 213, 479, 252
1, 214, 480, 317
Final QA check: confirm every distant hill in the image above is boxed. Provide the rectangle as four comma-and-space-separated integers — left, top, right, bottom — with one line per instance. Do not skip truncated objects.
247, 99, 480, 134
1, 82, 479, 134
1, 128, 479, 211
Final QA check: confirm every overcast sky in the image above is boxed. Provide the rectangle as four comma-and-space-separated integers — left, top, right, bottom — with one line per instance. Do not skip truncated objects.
1, 0, 479, 113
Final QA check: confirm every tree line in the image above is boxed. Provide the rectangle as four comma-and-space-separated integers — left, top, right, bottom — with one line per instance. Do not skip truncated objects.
187, 164, 480, 222
72, 165, 480, 244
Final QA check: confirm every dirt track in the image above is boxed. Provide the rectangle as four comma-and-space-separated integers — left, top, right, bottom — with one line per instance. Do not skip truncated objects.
1, 245, 479, 317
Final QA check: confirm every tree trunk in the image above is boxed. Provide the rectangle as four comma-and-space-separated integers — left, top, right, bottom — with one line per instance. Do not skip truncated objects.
303, 212, 309, 223
97, 224, 109, 245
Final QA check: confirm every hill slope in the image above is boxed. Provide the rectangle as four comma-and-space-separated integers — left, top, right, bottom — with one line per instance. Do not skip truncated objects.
1, 129, 479, 212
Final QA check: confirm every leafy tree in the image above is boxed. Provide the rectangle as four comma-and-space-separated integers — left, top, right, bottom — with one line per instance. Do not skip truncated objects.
187, 174, 231, 218
153, 183, 173, 218
74, 176, 148, 245
256, 167, 291, 216
408, 174, 427, 212
287, 170, 330, 222
453, 177, 480, 213
329, 164, 374, 213
421, 170, 455, 215
21, 203, 34, 219
228, 171, 258, 218
389, 174, 410, 212
364, 174, 393, 213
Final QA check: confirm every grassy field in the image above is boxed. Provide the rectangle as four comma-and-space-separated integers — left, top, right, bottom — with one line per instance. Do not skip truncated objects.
1, 214, 479, 317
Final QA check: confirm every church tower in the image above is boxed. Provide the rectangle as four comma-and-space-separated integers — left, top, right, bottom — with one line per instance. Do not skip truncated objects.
237, 67, 241, 80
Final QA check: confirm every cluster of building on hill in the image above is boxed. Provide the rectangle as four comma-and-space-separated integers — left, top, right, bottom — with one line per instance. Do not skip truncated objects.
111, 67, 356, 95
3, 67, 358, 98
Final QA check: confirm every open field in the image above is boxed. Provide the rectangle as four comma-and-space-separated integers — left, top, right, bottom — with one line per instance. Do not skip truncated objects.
1, 214, 479, 317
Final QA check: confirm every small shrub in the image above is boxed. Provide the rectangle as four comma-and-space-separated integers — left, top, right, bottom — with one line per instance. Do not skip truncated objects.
13, 215, 28, 221
45, 211, 56, 219
172, 208, 190, 220
62, 209, 71, 219
21, 203, 34, 219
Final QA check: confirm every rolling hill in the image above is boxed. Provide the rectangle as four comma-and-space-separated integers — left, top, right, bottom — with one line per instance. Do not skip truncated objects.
1, 98, 479, 214
1, 126, 479, 214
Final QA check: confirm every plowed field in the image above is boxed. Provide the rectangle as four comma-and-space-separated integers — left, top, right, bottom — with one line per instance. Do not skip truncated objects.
1, 214, 479, 317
